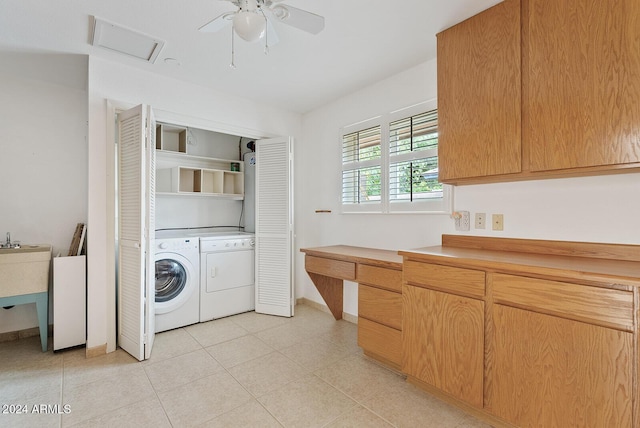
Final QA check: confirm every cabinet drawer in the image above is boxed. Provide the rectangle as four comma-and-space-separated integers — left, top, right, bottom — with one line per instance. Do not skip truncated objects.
492, 273, 634, 331
357, 264, 402, 292
358, 284, 402, 330
357, 317, 402, 367
403, 260, 485, 298
305, 255, 355, 280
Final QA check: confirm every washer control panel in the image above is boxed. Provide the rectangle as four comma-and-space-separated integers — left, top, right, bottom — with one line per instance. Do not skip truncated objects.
156, 238, 199, 251
200, 236, 255, 253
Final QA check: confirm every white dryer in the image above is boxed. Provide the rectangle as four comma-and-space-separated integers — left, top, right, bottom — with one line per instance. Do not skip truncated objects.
154, 234, 200, 332
199, 232, 255, 321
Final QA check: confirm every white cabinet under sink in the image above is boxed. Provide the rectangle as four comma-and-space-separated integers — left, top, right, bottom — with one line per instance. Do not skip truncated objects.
53, 255, 86, 351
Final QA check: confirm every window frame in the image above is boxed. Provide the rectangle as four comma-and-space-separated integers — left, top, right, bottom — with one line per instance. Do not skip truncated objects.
340, 100, 452, 214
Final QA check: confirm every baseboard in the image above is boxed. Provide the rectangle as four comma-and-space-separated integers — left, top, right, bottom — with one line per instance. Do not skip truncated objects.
85, 343, 107, 358
296, 297, 357, 324
0, 324, 53, 343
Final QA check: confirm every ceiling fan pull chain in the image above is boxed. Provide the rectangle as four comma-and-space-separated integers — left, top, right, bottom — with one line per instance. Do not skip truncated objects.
230, 24, 236, 68
261, 9, 269, 54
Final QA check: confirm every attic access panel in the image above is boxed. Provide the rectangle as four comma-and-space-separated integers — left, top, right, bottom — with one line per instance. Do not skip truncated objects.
91, 17, 165, 63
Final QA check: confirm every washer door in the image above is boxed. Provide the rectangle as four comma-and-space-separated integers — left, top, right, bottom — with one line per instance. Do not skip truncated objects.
155, 252, 197, 315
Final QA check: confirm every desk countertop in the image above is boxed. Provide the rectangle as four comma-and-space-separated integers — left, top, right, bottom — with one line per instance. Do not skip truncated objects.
300, 245, 403, 270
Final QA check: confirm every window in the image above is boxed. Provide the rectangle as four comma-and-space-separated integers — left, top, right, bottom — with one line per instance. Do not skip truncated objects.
341, 120, 383, 210
341, 101, 451, 214
389, 109, 441, 202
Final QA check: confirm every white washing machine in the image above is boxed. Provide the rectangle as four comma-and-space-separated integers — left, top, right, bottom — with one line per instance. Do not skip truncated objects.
199, 232, 255, 321
154, 233, 200, 332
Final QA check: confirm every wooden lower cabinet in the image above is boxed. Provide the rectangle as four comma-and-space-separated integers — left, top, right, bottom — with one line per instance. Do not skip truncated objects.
487, 304, 633, 427
398, 236, 640, 426
357, 267, 403, 369
402, 284, 484, 408
357, 317, 402, 367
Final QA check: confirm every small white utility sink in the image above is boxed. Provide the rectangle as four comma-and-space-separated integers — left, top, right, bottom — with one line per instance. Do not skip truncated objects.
0, 245, 51, 298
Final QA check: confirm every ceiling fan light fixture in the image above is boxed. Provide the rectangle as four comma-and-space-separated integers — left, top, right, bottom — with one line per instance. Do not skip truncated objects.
233, 11, 266, 42
271, 5, 290, 21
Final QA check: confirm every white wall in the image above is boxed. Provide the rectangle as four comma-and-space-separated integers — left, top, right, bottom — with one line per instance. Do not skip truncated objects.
0, 53, 88, 334
87, 57, 302, 351
155, 129, 246, 230
297, 58, 640, 318
297, 60, 454, 316
454, 174, 640, 244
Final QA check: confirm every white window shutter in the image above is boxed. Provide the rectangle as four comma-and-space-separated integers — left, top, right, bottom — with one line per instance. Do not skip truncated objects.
254, 137, 294, 317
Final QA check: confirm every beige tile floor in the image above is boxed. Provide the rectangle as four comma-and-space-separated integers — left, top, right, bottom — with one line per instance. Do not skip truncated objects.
0, 304, 493, 427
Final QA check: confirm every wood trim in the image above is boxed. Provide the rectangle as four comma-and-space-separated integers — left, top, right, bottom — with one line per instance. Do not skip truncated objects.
85, 343, 107, 358
441, 235, 640, 262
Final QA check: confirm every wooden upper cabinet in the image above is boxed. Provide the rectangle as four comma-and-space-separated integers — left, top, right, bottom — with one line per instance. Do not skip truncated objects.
437, 0, 521, 182
527, 0, 640, 171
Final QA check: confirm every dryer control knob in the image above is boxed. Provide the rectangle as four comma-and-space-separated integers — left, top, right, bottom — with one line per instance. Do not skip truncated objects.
159, 242, 169, 250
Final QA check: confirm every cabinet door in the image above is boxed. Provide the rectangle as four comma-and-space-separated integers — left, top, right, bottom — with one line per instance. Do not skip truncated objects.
402, 285, 484, 408
487, 304, 632, 427
437, 0, 521, 182
527, 0, 640, 171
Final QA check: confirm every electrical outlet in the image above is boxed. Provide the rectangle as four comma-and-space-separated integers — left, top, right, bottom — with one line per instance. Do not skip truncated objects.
454, 211, 470, 231
492, 214, 504, 231
475, 213, 486, 229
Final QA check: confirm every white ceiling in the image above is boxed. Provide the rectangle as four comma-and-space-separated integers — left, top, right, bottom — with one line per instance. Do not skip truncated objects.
0, 0, 501, 113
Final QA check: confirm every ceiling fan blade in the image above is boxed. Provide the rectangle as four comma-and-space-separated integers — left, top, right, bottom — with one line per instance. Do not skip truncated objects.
198, 12, 235, 32
270, 4, 324, 34
266, 19, 279, 47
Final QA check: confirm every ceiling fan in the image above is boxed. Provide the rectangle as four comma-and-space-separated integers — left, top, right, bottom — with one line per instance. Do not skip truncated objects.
199, 0, 325, 66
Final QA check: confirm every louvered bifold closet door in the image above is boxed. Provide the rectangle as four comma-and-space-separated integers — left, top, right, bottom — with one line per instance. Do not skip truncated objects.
117, 104, 155, 361
144, 108, 156, 359
255, 137, 294, 317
